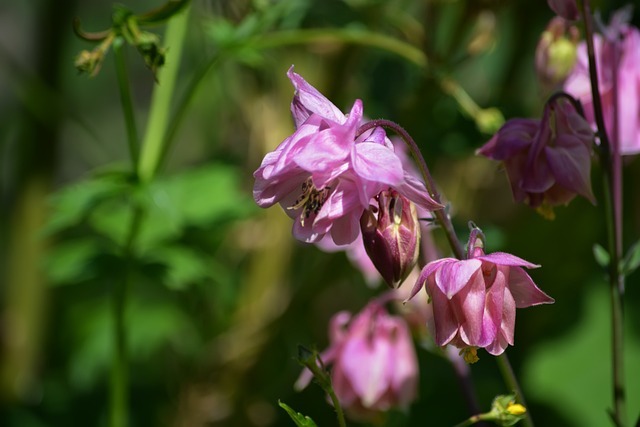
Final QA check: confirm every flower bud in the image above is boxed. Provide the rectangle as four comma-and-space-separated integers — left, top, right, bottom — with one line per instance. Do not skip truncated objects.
536, 17, 579, 90
361, 190, 420, 288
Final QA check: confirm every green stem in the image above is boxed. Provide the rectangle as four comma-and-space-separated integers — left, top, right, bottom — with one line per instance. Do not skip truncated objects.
113, 37, 139, 174
137, 3, 191, 182
577, 1, 626, 425
453, 413, 492, 427
496, 354, 534, 427
252, 28, 427, 69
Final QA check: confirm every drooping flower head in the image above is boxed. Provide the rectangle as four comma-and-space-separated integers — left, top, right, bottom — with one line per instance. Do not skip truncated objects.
564, 8, 640, 155
407, 227, 554, 357
296, 296, 418, 421
253, 66, 441, 245
478, 95, 595, 218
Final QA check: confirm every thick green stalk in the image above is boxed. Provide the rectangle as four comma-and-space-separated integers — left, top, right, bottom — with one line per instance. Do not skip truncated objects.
113, 37, 139, 173
137, 4, 191, 182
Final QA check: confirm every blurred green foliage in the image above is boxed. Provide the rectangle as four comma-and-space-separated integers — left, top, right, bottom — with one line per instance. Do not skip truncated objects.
1, 0, 639, 426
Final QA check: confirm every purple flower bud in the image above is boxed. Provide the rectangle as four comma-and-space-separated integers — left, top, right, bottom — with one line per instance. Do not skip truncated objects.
535, 17, 580, 89
547, 0, 579, 21
296, 298, 418, 421
361, 190, 421, 288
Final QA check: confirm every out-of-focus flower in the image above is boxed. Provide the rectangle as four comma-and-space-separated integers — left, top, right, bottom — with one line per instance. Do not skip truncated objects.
361, 190, 421, 288
253, 66, 441, 245
564, 10, 640, 155
547, 0, 579, 21
407, 230, 554, 356
536, 16, 580, 89
295, 297, 418, 421
478, 96, 595, 217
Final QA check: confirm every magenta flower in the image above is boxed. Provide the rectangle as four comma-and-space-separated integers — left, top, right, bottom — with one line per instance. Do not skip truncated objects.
564, 11, 640, 155
296, 297, 418, 421
407, 231, 554, 356
254, 66, 441, 244
478, 96, 595, 216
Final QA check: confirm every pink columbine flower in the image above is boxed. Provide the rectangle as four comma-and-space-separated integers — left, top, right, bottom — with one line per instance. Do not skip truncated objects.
407, 229, 554, 356
253, 66, 441, 245
564, 10, 640, 155
295, 297, 418, 421
478, 96, 595, 217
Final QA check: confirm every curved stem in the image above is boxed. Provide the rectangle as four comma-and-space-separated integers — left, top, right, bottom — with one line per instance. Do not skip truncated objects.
357, 119, 464, 259
496, 354, 534, 427
578, 1, 626, 425
113, 38, 139, 174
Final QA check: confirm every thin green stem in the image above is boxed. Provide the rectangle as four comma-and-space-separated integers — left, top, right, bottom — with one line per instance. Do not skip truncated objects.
496, 354, 534, 427
252, 28, 427, 69
138, 3, 191, 182
113, 37, 139, 174
110, 206, 143, 427
577, 1, 626, 425
453, 413, 492, 427
298, 348, 347, 427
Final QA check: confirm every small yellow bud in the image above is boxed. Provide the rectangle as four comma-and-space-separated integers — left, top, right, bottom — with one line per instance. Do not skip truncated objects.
507, 402, 527, 416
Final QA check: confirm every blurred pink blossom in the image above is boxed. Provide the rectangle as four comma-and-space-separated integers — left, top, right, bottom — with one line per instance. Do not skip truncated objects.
564, 11, 640, 155
296, 297, 418, 421
407, 231, 554, 356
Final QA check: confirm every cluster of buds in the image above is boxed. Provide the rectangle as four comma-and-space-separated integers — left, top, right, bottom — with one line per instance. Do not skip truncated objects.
73, 1, 188, 78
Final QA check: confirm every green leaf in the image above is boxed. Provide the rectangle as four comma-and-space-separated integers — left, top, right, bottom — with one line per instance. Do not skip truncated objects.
156, 165, 256, 228
43, 174, 128, 235
146, 245, 210, 290
278, 401, 318, 427
43, 239, 103, 285
592, 243, 610, 269
621, 240, 640, 277
523, 284, 640, 427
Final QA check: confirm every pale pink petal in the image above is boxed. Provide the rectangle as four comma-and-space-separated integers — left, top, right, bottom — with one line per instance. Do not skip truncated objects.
427, 278, 459, 346
288, 65, 345, 127
456, 268, 489, 347
435, 258, 482, 299
508, 267, 555, 307
477, 252, 540, 269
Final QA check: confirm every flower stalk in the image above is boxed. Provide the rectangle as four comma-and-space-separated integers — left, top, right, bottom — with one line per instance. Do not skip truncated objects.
577, 1, 627, 425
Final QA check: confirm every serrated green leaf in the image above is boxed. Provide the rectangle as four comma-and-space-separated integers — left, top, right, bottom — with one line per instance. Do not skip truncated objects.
592, 243, 610, 268
278, 401, 318, 427
43, 239, 103, 285
621, 240, 640, 277
43, 175, 128, 235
